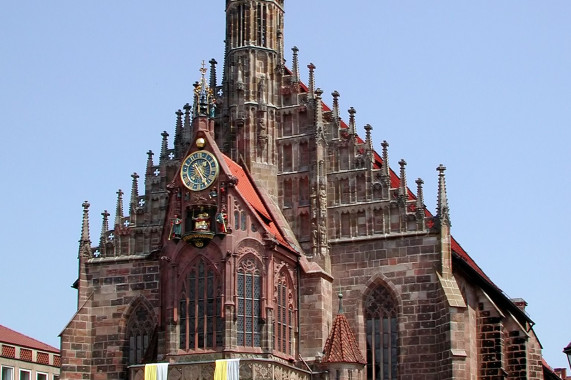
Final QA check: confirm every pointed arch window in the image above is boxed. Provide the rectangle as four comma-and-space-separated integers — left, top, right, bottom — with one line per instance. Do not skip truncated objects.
237, 257, 262, 347
275, 268, 295, 356
126, 302, 156, 365
364, 286, 398, 380
179, 258, 222, 350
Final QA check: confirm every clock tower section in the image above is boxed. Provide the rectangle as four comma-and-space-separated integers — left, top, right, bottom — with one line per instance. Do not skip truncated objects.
217, 0, 285, 200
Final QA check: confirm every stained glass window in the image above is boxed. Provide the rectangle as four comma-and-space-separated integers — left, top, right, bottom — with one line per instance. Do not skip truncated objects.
179, 258, 222, 350
365, 286, 398, 380
237, 258, 261, 347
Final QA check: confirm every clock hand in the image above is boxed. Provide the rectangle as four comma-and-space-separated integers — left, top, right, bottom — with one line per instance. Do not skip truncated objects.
193, 163, 207, 184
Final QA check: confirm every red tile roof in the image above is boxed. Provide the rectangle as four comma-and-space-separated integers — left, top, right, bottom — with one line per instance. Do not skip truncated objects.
322, 312, 366, 365
0, 324, 59, 353
222, 155, 291, 249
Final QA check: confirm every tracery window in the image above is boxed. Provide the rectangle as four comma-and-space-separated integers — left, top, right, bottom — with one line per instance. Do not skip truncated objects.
126, 302, 155, 364
364, 286, 398, 380
274, 269, 295, 355
179, 258, 222, 350
237, 257, 262, 347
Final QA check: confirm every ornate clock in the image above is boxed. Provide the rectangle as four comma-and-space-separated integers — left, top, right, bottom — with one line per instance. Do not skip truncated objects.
180, 150, 219, 191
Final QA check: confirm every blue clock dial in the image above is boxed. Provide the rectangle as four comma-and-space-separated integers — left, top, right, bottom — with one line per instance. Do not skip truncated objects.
180, 151, 219, 191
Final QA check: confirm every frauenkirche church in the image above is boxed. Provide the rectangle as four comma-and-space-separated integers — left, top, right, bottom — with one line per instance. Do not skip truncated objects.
60, 1, 555, 379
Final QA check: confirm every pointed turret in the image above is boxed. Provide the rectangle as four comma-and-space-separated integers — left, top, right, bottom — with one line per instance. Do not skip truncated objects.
321, 292, 366, 379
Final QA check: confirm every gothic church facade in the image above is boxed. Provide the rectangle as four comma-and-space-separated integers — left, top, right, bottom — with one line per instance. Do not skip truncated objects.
61, 1, 548, 379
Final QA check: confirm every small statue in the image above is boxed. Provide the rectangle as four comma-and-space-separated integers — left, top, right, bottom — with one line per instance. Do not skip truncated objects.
193, 211, 211, 231
169, 214, 182, 240
216, 213, 228, 233
209, 100, 216, 118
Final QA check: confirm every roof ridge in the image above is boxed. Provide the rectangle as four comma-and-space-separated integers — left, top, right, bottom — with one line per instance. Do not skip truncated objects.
0, 324, 59, 353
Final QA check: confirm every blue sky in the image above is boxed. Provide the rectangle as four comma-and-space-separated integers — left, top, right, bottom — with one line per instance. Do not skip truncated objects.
1, 0, 570, 370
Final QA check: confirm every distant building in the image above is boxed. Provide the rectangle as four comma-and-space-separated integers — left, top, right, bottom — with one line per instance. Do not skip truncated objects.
0, 325, 60, 380
60, 1, 559, 379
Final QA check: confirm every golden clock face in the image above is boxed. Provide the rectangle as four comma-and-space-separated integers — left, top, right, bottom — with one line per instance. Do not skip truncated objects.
180, 151, 219, 191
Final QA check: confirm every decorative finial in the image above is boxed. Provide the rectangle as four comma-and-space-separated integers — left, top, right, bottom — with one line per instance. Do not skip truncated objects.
399, 159, 407, 199
174, 109, 183, 156
146, 150, 154, 175
81, 200, 90, 242
315, 88, 324, 133
348, 107, 356, 135
160, 131, 169, 160
331, 90, 340, 127
79, 201, 91, 258
209, 58, 218, 90
307, 63, 316, 99
364, 123, 373, 150
115, 189, 124, 227
415, 178, 425, 210
437, 164, 451, 226
381, 140, 390, 179
338, 291, 344, 314
99, 210, 110, 257
183, 103, 192, 146
130, 173, 139, 214
292, 46, 300, 83
416, 178, 426, 230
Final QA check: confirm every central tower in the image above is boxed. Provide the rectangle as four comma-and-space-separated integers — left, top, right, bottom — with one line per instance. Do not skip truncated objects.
217, 0, 285, 199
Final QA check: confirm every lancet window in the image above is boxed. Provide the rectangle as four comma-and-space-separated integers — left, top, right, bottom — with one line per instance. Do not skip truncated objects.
179, 258, 222, 350
237, 257, 262, 347
125, 302, 155, 365
274, 268, 295, 356
364, 285, 399, 380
